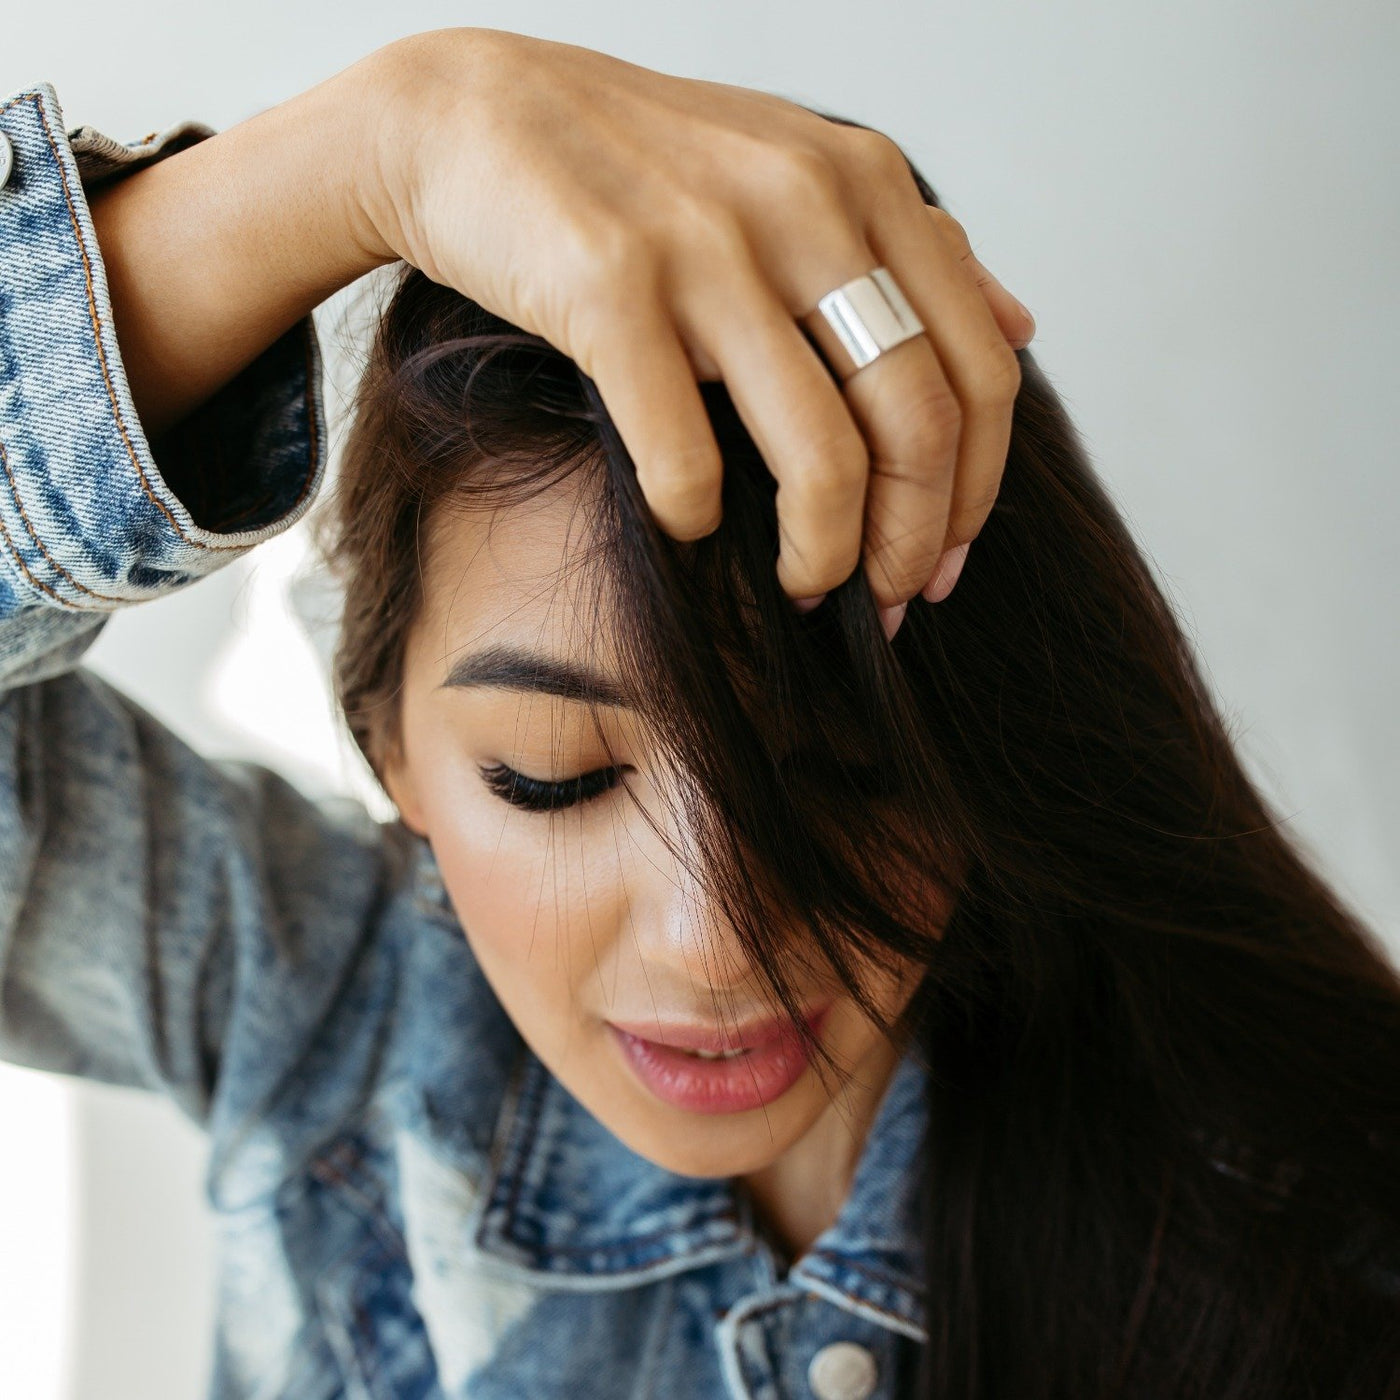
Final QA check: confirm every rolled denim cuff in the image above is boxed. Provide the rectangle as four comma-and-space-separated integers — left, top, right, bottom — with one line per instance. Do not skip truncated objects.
0, 82, 326, 613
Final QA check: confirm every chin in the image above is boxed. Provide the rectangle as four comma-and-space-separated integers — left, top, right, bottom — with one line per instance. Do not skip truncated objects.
629, 1129, 790, 1179
606, 1090, 820, 1179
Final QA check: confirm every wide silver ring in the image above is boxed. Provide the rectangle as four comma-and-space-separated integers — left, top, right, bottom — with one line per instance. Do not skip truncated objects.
800, 266, 926, 381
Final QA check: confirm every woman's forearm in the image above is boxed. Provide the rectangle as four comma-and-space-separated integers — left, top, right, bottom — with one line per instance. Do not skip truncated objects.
88, 55, 394, 438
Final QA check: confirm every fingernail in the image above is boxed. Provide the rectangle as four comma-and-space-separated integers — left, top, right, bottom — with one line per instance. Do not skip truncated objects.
922, 541, 971, 603
792, 593, 827, 614
879, 600, 908, 641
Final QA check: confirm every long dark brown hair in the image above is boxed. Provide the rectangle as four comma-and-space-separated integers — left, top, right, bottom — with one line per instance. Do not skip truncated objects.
318, 116, 1400, 1398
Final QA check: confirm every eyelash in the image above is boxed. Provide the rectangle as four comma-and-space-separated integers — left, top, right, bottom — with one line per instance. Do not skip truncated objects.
480, 750, 895, 815
479, 762, 629, 813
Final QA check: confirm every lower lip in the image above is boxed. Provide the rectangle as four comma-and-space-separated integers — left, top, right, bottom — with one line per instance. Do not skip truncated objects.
608, 1006, 831, 1115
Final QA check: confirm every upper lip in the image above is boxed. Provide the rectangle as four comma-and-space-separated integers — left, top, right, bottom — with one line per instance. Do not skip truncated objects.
607, 1003, 829, 1054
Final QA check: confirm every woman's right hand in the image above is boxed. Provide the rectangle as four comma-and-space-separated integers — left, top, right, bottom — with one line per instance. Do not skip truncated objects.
357, 30, 1032, 615
92, 27, 1033, 616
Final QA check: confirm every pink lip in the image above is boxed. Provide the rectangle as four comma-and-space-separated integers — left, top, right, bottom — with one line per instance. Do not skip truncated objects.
608, 1004, 831, 1115
606, 1008, 816, 1055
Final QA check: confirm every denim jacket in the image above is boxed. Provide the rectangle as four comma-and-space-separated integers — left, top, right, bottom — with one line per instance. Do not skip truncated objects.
0, 84, 930, 1400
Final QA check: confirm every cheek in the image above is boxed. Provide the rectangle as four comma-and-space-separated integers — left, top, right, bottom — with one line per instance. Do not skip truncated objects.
421, 790, 631, 1053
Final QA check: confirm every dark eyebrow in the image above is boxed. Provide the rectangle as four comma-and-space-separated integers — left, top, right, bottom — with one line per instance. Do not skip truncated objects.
440, 644, 631, 708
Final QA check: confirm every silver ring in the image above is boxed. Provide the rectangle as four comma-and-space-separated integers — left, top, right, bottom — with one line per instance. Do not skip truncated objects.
800, 266, 925, 381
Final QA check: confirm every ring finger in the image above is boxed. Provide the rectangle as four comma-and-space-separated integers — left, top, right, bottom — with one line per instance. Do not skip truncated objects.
738, 245, 966, 608
863, 200, 1023, 584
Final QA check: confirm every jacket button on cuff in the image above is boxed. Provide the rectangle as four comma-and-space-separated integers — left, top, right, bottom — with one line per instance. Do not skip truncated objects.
0, 130, 13, 189
807, 1340, 879, 1400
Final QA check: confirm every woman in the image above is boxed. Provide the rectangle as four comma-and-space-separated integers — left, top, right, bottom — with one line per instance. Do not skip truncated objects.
1, 26, 1396, 1400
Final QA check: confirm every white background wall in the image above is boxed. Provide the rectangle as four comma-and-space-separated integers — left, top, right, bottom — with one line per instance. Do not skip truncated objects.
1, 2, 1396, 1395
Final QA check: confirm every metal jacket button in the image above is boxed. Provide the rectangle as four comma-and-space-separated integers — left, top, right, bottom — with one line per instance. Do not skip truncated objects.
807, 1340, 879, 1400
0, 131, 14, 189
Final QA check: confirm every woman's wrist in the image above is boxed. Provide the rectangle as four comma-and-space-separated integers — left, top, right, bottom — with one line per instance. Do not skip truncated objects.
347, 28, 508, 283
88, 53, 398, 438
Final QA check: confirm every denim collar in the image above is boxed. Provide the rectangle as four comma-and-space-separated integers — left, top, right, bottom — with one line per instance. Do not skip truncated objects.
473, 1037, 929, 1342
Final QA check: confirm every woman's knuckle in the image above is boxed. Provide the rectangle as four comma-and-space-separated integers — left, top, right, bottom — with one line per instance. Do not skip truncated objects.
967, 346, 1023, 411
798, 538, 862, 592
870, 547, 930, 600
926, 205, 972, 252
570, 222, 656, 297
763, 142, 845, 211
638, 441, 722, 497
664, 499, 724, 541
899, 385, 963, 454
844, 125, 912, 185
799, 433, 869, 498
675, 200, 752, 268
639, 456, 722, 529
862, 532, 927, 600
823, 557, 863, 593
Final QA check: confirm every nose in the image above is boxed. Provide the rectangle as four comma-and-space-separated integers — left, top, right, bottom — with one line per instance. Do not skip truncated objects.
627, 830, 760, 996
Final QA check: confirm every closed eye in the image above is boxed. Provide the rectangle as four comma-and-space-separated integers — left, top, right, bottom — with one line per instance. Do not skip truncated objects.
478, 762, 629, 813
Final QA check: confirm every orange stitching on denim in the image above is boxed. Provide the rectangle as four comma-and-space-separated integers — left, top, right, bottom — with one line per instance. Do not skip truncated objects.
5, 91, 324, 553
0, 490, 76, 607
0, 437, 124, 604
28, 95, 214, 546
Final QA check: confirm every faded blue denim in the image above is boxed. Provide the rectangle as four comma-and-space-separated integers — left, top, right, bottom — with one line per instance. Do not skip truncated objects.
0, 83, 929, 1398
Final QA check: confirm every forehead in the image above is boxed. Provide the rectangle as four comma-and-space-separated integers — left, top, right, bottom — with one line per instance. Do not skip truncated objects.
412, 470, 618, 676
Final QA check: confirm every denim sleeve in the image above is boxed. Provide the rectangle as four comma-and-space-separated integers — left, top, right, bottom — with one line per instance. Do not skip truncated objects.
0, 83, 405, 1129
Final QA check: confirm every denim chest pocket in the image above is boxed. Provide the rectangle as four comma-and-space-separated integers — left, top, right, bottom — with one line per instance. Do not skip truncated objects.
315, 1225, 445, 1400
305, 1131, 447, 1400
